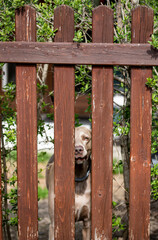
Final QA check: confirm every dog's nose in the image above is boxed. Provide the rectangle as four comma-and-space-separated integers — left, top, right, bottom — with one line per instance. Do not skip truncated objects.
75, 145, 84, 155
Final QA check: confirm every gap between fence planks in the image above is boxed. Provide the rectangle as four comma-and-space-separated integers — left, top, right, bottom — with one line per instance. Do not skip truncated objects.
129, 6, 153, 240
16, 6, 38, 240
0, 70, 3, 239
54, 6, 75, 240
92, 6, 113, 240
0, 42, 158, 66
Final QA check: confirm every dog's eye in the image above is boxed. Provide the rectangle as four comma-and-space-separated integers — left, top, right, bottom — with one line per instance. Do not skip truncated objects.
82, 136, 89, 141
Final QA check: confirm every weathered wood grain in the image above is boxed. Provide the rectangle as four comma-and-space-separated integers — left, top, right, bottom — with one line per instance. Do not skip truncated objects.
54, 6, 75, 240
129, 6, 153, 240
0, 42, 157, 65
16, 6, 38, 240
92, 6, 113, 240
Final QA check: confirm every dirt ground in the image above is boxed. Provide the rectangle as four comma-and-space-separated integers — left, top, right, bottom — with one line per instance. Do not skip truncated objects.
37, 174, 158, 240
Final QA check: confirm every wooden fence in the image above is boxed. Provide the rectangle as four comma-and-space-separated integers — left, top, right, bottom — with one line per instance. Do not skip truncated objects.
0, 4, 157, 240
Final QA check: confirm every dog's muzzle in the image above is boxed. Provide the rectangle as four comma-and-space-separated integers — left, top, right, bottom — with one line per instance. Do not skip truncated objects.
75, 145, 87, 164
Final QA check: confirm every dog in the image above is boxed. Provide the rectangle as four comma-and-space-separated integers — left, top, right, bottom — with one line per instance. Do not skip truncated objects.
46, 126, 91, 240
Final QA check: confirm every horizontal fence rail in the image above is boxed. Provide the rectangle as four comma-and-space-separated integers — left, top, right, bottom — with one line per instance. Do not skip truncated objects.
0, 42, 158, 65
0, 4, 154, 240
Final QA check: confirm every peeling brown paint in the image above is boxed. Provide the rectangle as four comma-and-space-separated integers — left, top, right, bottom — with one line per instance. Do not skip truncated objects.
54, 6, 75, 240
92, 6, 113, 240
129, 6, 153, 240
16, 6, 38, 240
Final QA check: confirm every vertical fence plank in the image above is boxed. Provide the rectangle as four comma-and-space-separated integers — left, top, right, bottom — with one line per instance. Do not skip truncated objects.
0, 71, 3, 239
54, 6, 75, 240
129, 6, 153, 240
16, 6, 38, 240
92, 6, 113, 240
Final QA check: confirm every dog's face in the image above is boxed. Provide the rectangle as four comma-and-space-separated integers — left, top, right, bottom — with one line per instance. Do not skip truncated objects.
75, 126, 91, 164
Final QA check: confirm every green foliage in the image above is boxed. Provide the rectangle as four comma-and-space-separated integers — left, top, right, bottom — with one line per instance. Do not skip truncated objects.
75, 113, 81, 127
38, 151, 52, 163
113, 159, 123, 175
112, 202, 125, 233
146, 75, 158, 200
148, 34, 158, 49
0, 82, 17, 231
85, 94, 91, 117
114, 121, 130, 137
0, 0, 38, 41
75, 65, 92, 94
2, 170, 18, 228
0, 83, 16, 153
151, 164, 158, 200
0, 0, 92, 43
141, 0, 158, 18
6, 151, 17, 162
38, 186, 48, 200
34, 0, 56, 42
112, 0, 132, 43
145, 0, 158, 199
112, 215, 125, 233
8, 188, 18, 227
0, 83, 16, 118
53, 0, 92, 34
0, 2, 15, 41
145, 0, 158, 52
146, 76, 158, 153
7, 150, 52, 163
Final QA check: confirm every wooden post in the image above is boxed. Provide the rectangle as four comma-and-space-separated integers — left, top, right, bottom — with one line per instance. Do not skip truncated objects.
92, 6, 113, 240
54, 6, 75, 240
16, 6, 38, 240
129, 6, 153, 240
